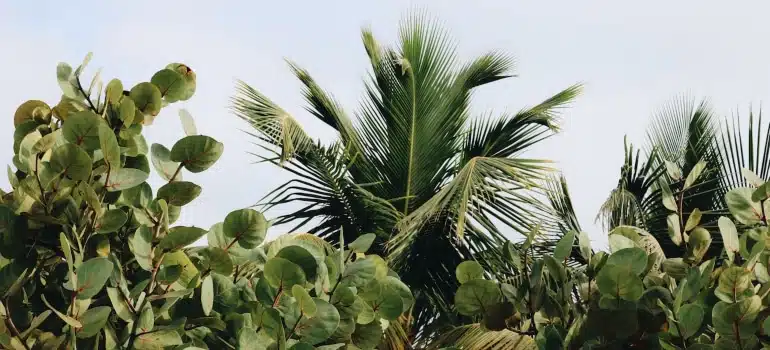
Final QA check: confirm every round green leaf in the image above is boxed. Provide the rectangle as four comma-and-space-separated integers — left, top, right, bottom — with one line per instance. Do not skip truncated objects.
351, 321, 383, 349
105, 79, 123, 104
223, 208, 267, 249
605, 247, 648, 275
349, 233, 376, 253
342, 258, 376, 288
297, 299, 340, 345
169, 135, 224, 173
130, 82, 162, 116
150, 143, 181, 181
102, 168, 149, 192
455, 261, 484, 284
96, 209, 128, 234
159, 226, 207, 252
151, 69, 188, 103
199, 247, 233, 275
166, 63, 196, 101
75, 306, 111, 338
375, 289, 403, 320
678, 303, 704, 339
157, 265, 183, 285
62, 111, 103, 150
264, 257, 306, 289
277, 245, 318, 282
596, 264, 643, 301
381, 276, 414, 312
118, 97, 136, 126
726, 188, 762, 225
454, 279, 501, 316
716, 266, 752, 303
156, 181, 202, 206
292, 285, 317, 317
179, 109, 198, 136
121, 182, 152, 208
718, 217, 740, 261
76, 257, 114, 299
49, 143, 92, 181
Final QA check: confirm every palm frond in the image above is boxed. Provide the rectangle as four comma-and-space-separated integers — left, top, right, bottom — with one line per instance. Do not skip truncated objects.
232, 81, 314, 163
718, 106, 770, 190
424, 324, 537, 350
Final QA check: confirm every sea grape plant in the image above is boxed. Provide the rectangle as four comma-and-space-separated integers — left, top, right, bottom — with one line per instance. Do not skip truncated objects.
0, 54, 413, 349
449, 161, 770, 349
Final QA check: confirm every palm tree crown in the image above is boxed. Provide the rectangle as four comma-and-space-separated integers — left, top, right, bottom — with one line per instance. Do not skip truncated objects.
232, 13, 581, 337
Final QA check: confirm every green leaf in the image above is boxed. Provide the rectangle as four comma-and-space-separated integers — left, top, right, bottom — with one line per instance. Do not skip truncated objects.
686, 227, 711, 264
752, 182, 770, 202
130, 82, 163, 117
223, 209, 267, 249
151, 143, 181, 181
76, 306, 111, 338
157, 265, 183, 285
715, 266, 752, 303
667, 213, 683, 246
105, 78, 123, 104
608, 234, 636, 252
134, 330, 183, 350
455, 260, 484, 284
553, 230, 575, 261
596, 264, 643, 301
179, 109, 198, 136
264, 257, 306, 289
62, 111, 103, 150
297, 299, 340, 345
156, 181, 201, 206
351, 321, 383, 350
129, 226, 153, 271
685, 208, 702, 232
578, 231, 592, 262
342, 258, 376, 288
102, 168, 149, 192
665, 160, 682, 180
742, 167, 764, 187
349, 233, 376, 253
170, 135, 224, 173
712, 296, 762, 338
41, 294, 82, 328
151, 69, 188, 103
661, 182, 678, 212
718, 217, 739, 262
201, 274, 213, 316
606, 247, 648, 275
106, 287, 133, 322
95, 209, 127, 234
159, 226, 207, 251
454, 279, 501, 316
76, 257, 114, 299
277, 245, 318, 282
677, 303, 704, 339
98, 123, 120, 168
726, 188, 762, 225
49, 143, 92, 181
684, 160, 707, 189
292, 284, 317, 317
375, 289, 404, 320
199, 247, 233, 275
121, 182, 152, 208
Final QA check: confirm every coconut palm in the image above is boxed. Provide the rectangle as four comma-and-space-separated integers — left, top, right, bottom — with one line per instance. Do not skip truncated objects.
598, 97, 769, 260
232, 12, 581, 339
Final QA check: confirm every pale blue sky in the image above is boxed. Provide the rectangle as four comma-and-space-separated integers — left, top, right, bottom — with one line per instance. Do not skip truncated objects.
2, 1, 770, 249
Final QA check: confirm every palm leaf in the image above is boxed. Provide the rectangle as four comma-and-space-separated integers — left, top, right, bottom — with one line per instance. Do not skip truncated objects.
424, 324, 537, 350
718, 106, 770, 190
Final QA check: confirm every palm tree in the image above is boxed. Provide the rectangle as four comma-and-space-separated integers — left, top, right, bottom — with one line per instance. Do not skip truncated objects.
598, 96, 769, 260
232, 12, 581, 340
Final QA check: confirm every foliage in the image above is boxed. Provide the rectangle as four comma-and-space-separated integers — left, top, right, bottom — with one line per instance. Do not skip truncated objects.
232, 11, 582, 338
0, 54, 412, 349
446, 159, 770, 349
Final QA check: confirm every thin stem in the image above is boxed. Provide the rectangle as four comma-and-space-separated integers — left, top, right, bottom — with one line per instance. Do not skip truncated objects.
75, 77, 98, 113
169, 163, 184, 183
4, 300, 31, 350
224, 233, 244, 252
287, 311, 304, 339
329, 250, 354, 296
272, 286, 284, 308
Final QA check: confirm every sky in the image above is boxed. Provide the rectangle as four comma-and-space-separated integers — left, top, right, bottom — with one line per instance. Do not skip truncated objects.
2, 0, 770, 249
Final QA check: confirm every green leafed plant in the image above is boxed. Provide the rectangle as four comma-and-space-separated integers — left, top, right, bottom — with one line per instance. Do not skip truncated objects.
0, 54, 412, 350
442, 158, 770, 349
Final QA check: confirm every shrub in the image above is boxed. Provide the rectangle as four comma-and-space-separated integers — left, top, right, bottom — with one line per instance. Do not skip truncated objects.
451, 161, 770, 349
0, 54, 412, 349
